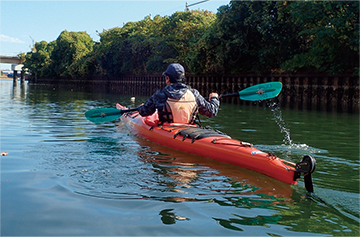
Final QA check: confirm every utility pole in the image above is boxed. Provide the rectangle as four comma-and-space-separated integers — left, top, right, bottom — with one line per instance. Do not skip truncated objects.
185, 0, 210, 11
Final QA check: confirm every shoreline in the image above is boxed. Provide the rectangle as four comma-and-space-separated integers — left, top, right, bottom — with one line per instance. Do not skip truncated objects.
1, 76, 15, 80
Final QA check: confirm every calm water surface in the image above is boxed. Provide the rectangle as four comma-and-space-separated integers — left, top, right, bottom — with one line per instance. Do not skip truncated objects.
1, 80, 359, 236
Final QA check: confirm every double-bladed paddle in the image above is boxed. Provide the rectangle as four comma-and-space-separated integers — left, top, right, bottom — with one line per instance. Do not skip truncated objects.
85, 81, 282, 123
85, 107, 139, 124
207, 81, 282, 101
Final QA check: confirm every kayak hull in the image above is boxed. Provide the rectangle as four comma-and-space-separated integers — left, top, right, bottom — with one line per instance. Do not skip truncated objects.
117, 103, 298, 185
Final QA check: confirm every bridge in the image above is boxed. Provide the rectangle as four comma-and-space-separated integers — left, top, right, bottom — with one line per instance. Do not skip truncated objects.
1, 55, 26, 84
0, 56, 22, 64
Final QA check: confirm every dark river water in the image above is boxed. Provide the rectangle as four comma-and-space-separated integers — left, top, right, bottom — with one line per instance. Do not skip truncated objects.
1, 80, 359, 236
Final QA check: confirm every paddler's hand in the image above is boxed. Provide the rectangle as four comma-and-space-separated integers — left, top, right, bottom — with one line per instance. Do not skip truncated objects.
208, 92, 219, 101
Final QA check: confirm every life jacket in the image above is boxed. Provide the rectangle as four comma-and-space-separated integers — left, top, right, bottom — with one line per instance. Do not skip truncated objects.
160, 89, 198, 124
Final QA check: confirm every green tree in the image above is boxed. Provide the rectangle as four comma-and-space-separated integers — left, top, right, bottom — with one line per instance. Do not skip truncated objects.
244, 1, 304, 73
190, 0, 358, 75
189, 1, 304, 74
143, 15, 176, 73
23, 40, 56, 78
282, 1, 359, 74
95, 18, 157, 76
95, 11, 215, 77
191, 1, 264, 74
50, 30, 94, 77
161, 10, 216, 67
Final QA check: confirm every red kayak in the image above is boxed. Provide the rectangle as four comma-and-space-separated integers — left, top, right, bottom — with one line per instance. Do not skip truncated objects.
116, 103, 315, 191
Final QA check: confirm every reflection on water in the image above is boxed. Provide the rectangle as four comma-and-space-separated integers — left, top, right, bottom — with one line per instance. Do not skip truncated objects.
1, 80, 359, 236
159, 209, 190, 225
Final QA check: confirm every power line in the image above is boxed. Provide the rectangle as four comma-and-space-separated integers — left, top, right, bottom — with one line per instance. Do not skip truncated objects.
185, 0, 210, 11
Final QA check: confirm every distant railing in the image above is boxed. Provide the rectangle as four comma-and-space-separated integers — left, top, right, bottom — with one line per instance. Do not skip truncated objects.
29, 74, 359, 113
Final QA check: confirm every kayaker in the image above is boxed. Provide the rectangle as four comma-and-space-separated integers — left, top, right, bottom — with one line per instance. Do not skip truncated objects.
137, 63, 219, 125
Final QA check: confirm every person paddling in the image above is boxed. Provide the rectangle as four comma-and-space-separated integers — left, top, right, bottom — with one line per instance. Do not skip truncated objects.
138, 63, 219, 125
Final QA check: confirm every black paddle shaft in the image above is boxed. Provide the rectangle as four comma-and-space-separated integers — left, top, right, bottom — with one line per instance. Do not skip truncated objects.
204, 92, 239, 100
123, 107, 139, 113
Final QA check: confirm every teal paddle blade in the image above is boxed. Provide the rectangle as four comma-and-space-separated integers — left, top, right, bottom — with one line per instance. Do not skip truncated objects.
85, 108, 123, 123
238, 82, 282, 101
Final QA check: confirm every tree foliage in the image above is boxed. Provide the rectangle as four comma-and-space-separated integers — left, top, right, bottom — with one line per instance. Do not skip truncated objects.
24, 40, 56, 78
24, 1, 359, 79
282, 1, 359, 74
51, 30, 94, 77
94, 11, 215, 77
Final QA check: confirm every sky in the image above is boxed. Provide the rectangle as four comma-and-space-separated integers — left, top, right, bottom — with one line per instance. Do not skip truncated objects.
0, 0, 230, 70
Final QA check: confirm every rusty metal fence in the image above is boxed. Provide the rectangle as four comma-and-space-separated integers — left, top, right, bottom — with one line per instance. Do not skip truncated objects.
29, 74, 359, 113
